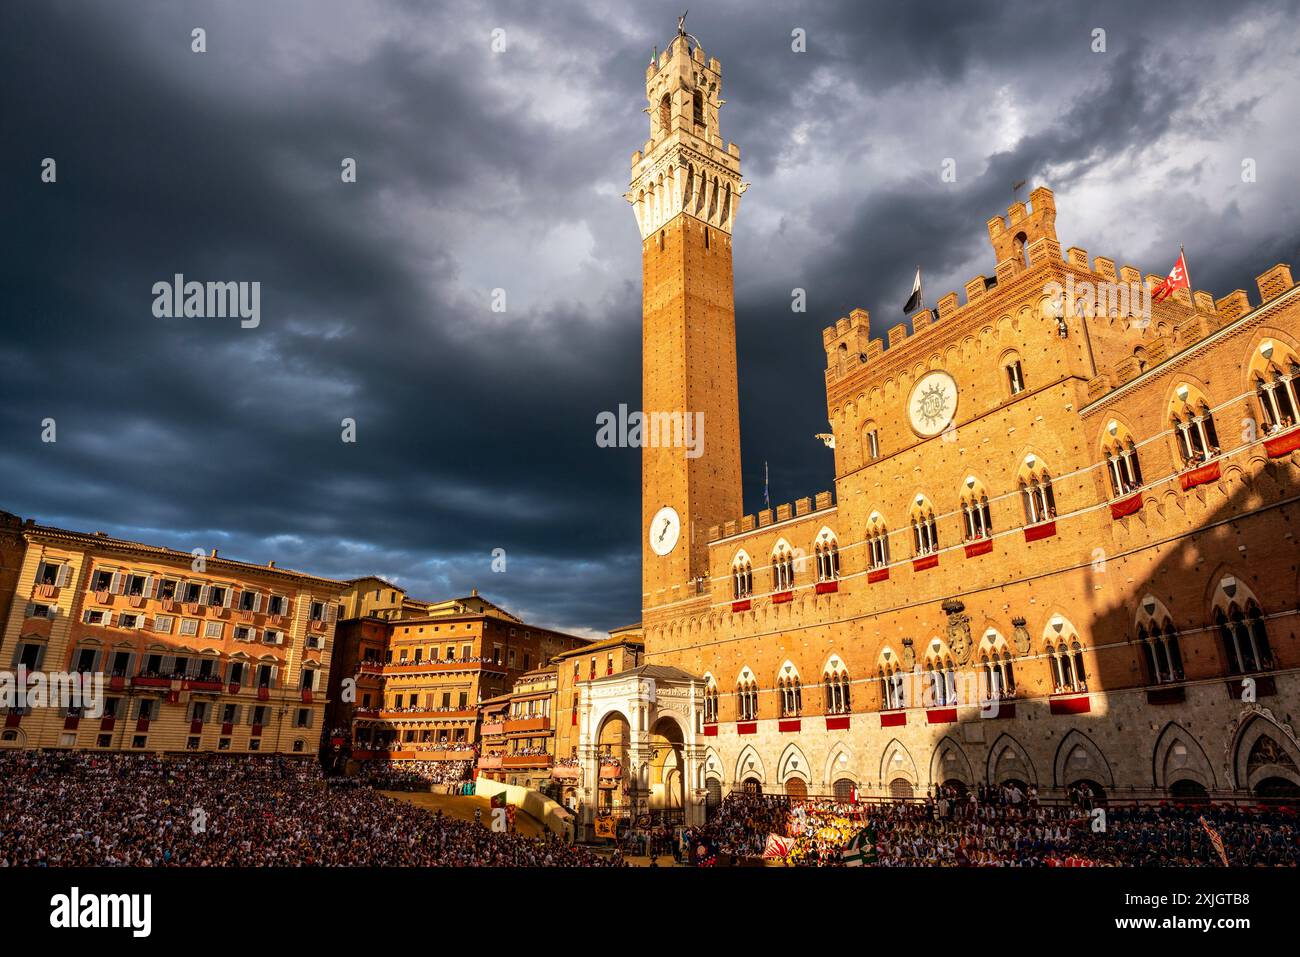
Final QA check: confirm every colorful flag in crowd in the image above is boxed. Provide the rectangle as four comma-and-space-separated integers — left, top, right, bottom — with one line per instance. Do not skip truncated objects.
762, 833, 791, 859
1200, 815, 1230, 866
1152, 248, 1191, 304
842, 828, 876, 866
490, 793, 507, 809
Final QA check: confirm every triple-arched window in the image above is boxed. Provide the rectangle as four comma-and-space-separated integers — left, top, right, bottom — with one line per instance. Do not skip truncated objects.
1103, 428, 1144, 497
1048, 639, 1087, 694
703, 680, 719, 723
879, 661, 904, 710
1253, 344, 1300, 434
778, 674, 802, 717
866, 515, 891, 569
824, 661, 852, 714
1215, 601, 1274, 675
926, 655, 957, 706
1137, 619, 1184, 685
910, 498, 939, 557
1170, 386, 1221, 468
960, 479, 993, 542
814, 532, 840, 582
771, 542, 796, 591
737, 678, 760, 721
979, 645, 1016, 701
1018, 458, 1057, 525
732, 553, 753, 600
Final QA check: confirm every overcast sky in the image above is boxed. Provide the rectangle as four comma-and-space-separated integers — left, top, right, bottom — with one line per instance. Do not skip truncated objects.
2, 1, 1298, 637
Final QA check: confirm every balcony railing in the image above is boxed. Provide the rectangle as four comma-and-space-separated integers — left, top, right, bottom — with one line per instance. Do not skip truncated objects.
503, 716, 550, 734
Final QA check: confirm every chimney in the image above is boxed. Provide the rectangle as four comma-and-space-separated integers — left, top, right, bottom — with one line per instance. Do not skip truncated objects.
210, 548, 219, 558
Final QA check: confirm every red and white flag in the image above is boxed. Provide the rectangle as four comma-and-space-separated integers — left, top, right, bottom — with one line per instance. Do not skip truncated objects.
1199, 816, 1230, 867
762, 833, 791, 860
1152, 249, 1191, 303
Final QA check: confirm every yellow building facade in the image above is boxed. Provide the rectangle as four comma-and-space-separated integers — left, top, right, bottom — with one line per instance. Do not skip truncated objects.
0, 516, 345, 755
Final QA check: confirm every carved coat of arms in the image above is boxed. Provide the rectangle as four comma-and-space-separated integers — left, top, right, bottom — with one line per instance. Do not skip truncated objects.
1011, 616, 1031, 656
942, 598, 972, 665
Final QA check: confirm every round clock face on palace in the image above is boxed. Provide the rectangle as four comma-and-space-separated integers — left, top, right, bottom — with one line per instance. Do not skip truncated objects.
649, 506, 681, 556
908, 370, 959, 437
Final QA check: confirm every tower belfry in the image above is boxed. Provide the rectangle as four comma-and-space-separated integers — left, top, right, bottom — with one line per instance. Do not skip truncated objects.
631, 30, 745, 610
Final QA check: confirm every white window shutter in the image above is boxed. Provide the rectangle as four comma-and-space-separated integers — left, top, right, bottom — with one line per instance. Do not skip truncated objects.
143, 575, 155, 598
249, 628, 258, 643
222, 587, 233, 609
56, 564, 72, 587
25, 603, 34, 618
199, 584, 211, 605
138, 616, 148, 630
325, 603, 337, 624
104, 612, 114, 628
110, 571, 124, 594
251, 591, 262, 613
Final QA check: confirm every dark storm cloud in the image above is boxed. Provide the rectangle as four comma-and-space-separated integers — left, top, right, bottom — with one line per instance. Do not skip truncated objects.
2, 0, 1298, 634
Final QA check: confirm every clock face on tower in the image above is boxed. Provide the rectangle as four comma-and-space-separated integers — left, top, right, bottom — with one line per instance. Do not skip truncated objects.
649, 506, 681, 556
908, 370, 959, 437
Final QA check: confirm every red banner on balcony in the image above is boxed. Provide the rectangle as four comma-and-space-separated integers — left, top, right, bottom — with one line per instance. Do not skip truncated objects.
1180, 460, 1220, 490
1024, 521, 1057, 542
731, 599, 751, 613
251, 724, 263, 737
964, 539, 993, 558
926, 707, 958, 724
3, 713, 20, 728
772, 590, 793, 604
737, 722, 757, 735
228, 683, 240, 694
815, 580, 839, 595
108, 676, 125, 691
703, 723, 718, 736
190, 719, 203, 734
99, 717, 115, 731
64, 716, 80, 730
301, 689, 313, 703
912, 554, 939, 572
221, 722, 233, 735
778, 719, 801, 732
867, 568, 890, 584
257, 687, 270, 700
825, 715, 851, 731
136, 719, 150, 732
1109, 492, 1143, 519
1264, 428, 1300, 458
879, 711, 906, 728
1050, 694, 1091, 715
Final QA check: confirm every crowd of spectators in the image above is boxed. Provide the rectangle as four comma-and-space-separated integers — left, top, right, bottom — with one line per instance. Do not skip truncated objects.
356, 759, 473, 790
0, 751, 617, 867
689, 786, 1300, 867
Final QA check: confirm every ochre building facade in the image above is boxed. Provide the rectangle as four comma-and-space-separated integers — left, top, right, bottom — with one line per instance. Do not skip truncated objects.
578, 30, 1300, 828
0, 515, 345, 755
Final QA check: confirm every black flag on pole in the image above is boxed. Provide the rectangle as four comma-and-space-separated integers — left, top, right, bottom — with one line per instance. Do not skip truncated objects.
903, 267, 923, 314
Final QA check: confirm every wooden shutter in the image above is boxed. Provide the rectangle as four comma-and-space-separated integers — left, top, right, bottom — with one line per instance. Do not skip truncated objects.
222, 586, 234, 609
55, 564, 72, 587
110, 570, 124, 595
251, 591, 262, 613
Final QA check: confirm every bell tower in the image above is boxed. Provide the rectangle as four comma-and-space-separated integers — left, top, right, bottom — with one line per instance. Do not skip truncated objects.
630, 27, 745, 610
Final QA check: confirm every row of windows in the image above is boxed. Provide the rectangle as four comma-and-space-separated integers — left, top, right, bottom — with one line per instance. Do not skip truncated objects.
734, 473, 1058, 593
699, 604, 1275, 719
